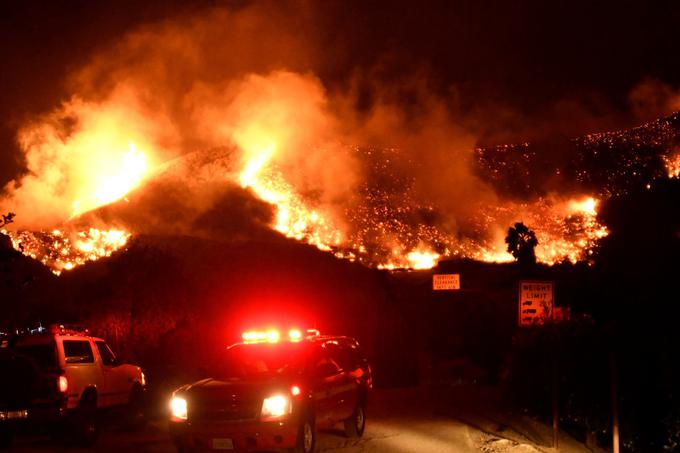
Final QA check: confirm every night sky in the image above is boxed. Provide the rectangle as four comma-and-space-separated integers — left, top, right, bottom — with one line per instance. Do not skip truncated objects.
2, 0, 679, 186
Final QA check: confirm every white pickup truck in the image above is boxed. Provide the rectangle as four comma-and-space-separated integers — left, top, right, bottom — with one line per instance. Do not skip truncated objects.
0, 325, 146, 447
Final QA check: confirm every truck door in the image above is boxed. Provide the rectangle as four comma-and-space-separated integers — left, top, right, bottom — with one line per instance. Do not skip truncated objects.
310, 350, 343, 426
95, 341, 129, 407
61, 339, 100, 408
324, 341, 358, 420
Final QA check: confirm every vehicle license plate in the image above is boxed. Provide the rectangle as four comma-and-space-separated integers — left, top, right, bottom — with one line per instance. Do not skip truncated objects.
0, 410, 28, 420
211, 438, 234, 450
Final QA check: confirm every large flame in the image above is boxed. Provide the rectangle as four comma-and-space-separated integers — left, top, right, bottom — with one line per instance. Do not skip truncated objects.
0, 92, 161, 274
237, 143, 342, 251
3, 134, 148, 274
71, 143, 149, 218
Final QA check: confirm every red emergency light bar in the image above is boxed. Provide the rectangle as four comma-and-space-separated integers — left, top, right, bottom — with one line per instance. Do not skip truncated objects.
241, 328, 320, 344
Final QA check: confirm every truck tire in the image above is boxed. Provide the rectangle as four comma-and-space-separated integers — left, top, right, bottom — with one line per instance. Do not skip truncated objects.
71, 391, 99, 447
290, 415, 316, 453
343, 402, 366, 438
122, 384, 146, 431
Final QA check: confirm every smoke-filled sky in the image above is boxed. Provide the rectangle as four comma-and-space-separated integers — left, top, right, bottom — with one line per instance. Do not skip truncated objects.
2, 0, 680, 187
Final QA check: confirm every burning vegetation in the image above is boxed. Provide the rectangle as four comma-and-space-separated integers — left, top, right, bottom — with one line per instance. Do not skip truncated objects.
2, 90, 678, 275
2, 228, 130, 276
2, 91, 678, 275
0, 7, 678, 275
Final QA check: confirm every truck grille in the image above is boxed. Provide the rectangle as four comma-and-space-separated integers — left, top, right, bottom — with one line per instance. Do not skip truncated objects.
190, 399, 260, 422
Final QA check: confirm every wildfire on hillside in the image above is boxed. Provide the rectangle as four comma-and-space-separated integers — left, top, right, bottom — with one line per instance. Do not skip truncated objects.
1, 72, 677, 275
4, 135, 610, 274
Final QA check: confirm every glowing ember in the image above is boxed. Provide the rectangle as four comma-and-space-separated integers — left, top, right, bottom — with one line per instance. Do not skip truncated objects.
3, 228, 130, 275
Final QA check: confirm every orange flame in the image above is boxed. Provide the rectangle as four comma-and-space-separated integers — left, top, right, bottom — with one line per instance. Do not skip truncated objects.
664, 152, 680, 179
4, 228, 130, 275
71, 142, 150, 217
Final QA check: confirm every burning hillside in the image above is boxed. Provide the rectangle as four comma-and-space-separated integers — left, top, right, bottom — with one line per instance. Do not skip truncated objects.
8, 109, 680, 274
1, 73, 677, 275
0, 6, 677, 275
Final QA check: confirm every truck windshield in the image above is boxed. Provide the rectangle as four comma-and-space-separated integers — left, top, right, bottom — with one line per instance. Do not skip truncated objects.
217, 343, 307, 380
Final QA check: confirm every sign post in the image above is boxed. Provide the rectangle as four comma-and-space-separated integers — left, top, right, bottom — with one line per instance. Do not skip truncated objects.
518, 280, 558, 449
432, 274, 460, 291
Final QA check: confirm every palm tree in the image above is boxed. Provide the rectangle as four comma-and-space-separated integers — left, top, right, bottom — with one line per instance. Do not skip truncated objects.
505, 222, 538, 266
0, 212, 14, 228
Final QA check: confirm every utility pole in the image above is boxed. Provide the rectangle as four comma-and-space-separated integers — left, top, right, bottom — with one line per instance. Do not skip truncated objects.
552, 352, 559, 450
610, 351, 620, 453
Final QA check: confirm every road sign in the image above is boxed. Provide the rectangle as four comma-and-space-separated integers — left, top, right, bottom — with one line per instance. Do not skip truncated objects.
433, 274, 460, 290
518, 280, 554, 326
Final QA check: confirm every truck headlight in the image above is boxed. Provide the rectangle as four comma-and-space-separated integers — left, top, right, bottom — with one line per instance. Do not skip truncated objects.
170, 396, 188, 421
261, 395, 291, 419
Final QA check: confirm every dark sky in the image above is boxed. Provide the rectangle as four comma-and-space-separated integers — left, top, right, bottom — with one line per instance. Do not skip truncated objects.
1, 0, 679, 186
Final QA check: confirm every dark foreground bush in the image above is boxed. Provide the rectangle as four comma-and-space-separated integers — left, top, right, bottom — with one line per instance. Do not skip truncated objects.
503, 318, 680, 452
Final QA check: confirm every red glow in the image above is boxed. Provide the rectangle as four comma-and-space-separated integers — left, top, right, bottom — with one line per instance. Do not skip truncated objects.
291, 385, 301, 396
58, 375, 68, 393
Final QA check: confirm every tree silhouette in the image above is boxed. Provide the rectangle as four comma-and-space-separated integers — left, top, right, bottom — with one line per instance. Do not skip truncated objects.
0, 212, 14, 228
505, 222, 538, 266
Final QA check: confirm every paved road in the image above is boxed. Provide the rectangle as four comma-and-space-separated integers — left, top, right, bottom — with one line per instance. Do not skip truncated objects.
8, 388, 480, 452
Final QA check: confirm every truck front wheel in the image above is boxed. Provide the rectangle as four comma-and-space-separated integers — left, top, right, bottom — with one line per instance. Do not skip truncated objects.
122, 384, 146, 431
290, 416, 316, 453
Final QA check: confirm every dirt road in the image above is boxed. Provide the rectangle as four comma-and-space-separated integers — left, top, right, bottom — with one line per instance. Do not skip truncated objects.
7, 387, 592, 453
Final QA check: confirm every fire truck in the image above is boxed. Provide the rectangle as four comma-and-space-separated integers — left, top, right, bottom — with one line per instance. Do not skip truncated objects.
169, 328, 372, 453
0, 325, 146, 447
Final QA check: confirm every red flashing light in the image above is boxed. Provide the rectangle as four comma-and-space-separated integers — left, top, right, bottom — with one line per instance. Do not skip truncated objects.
58, 375, 68, 393
242, 328, 320, 344
242, 329, 280, 343
288, 329, 302, 341
291, 385, 301, 396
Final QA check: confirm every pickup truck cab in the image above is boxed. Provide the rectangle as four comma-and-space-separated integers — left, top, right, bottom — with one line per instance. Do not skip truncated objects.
169, 329, 372, 453
0, 325, 146, 447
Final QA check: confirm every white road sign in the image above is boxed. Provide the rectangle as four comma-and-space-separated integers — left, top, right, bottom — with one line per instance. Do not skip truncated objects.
433, 274, 460, 290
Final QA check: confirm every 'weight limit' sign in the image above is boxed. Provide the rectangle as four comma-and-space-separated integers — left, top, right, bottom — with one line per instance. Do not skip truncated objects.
518, 280, 554, 326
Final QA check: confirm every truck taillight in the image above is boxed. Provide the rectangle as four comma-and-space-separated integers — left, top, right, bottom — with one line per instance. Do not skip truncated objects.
58, 375, 68, 393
